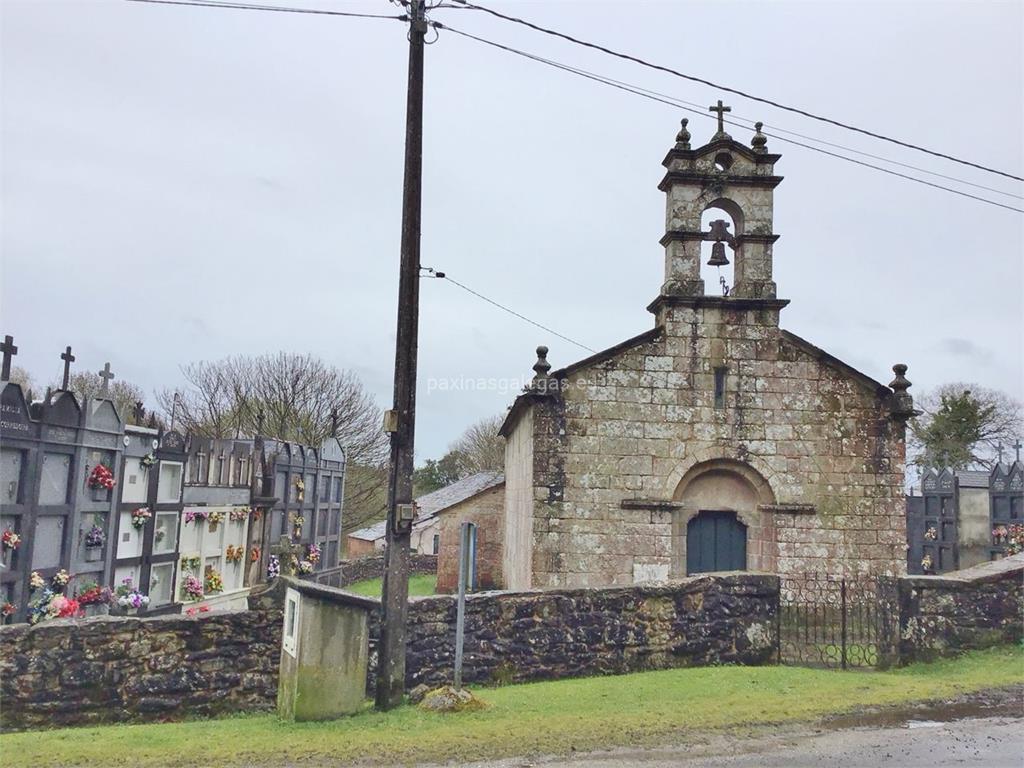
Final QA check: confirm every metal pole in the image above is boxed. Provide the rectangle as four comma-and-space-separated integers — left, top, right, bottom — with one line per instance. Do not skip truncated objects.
376, 0, 426, 711
840, 579, 848, 671
454, 522, 470, 689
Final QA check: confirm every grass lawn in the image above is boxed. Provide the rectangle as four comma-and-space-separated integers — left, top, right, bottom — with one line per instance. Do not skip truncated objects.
3, 646, 1021, 767
344, 574, 437, 598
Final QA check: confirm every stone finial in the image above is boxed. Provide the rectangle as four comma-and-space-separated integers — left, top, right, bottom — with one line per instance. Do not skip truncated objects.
751, 122, 768, 153
889, 363, 917, 420
532, 346, 551, 379
674, 118, 691, 150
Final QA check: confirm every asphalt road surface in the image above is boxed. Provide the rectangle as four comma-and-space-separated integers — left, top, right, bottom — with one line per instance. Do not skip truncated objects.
472, 716, 1024, 768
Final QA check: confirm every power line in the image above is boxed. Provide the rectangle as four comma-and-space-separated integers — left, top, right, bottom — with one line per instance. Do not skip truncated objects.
437, 24, 1024, 215
444, 0, 1023, 183
125, 0, 405, 19
528, 66, 1022, 202
422, 268, 597, 353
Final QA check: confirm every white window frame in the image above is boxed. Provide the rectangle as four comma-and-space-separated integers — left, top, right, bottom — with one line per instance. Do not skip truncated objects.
283, 589, 300, 658
157, 461, 184, 504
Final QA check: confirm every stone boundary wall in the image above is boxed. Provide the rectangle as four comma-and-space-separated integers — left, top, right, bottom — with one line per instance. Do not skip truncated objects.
370, 572, 780, 689
881, 554, 1024, 665
0, 604, 282, 732
337, 553, 437, 587
1, 572, 776, 732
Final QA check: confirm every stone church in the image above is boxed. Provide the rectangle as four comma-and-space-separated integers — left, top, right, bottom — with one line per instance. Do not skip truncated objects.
497, 111, 917, 590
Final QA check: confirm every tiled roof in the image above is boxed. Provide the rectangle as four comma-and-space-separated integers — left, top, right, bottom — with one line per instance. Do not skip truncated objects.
348, 519, 388, 541
416, 471, 505, 520
346, 471, 505, 542
955, 470, 991, 489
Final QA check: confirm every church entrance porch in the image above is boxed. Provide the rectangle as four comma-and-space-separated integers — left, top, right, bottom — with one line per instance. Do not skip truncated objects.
686, 511, 746, 574
670, 459, 774, 578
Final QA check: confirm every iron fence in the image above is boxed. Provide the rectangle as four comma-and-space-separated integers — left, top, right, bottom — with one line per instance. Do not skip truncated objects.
778, 574, 881, 669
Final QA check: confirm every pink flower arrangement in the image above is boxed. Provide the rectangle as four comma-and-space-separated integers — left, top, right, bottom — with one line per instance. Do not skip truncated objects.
306, 543, 321, 566
184, 509, 209, 525
182, 574, 204, 601
1, 529, 21, 550
87, 464, 116, 491
2, 602, 15, 617
131, 508, 152, 529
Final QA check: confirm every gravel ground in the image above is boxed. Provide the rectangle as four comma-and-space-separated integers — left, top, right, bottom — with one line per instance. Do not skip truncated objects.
460, 687, 1024, 768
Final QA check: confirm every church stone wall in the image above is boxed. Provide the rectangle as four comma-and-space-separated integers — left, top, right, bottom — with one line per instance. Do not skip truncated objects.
524, 302, 906, 589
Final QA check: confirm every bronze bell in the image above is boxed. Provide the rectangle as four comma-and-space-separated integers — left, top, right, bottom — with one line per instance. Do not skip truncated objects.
707, 241, 730, 267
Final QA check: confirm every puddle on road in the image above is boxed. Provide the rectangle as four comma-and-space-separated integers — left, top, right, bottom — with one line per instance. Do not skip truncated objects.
825, 691, 1023, 732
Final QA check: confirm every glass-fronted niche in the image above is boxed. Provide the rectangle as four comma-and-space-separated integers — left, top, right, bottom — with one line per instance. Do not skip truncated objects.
1, 448, 25, 505
39, 452, 72, 505
121, 457, 151, 504
176, 506, 250, 604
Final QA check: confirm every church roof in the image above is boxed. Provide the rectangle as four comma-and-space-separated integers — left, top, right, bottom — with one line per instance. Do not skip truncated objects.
779, 330, 892, 397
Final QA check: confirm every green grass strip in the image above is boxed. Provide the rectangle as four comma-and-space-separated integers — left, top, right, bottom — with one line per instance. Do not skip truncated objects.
2, 646, 1021, 767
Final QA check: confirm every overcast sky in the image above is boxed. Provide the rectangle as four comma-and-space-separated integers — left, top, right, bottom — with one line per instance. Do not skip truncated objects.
2, 0, 1022, 461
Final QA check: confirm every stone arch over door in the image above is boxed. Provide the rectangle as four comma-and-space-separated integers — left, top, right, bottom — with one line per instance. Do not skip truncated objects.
670, 459, 775, 578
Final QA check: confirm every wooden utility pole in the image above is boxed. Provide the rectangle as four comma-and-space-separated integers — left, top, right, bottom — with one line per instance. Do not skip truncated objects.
376, 0, 426, 710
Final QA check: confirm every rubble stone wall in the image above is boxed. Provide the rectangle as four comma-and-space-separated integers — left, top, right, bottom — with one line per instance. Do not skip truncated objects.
891, 554, 1024, 664
337, 553, 437, 587
0, 606, 283, 732
2, 573, 778, 731
396, 572, 779, 689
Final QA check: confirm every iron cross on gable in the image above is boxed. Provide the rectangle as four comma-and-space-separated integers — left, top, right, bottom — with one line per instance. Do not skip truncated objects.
0, 335, 17, 380
709, 100, 731, 134
1014, 439, 1023, 463
60, 346, 75, 390
98, 362, 115, 397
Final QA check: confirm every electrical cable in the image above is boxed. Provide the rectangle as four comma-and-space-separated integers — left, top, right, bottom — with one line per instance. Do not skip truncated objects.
437, 24, 1024, 214
422, 268, 597, 353
444, 0, 1023, 183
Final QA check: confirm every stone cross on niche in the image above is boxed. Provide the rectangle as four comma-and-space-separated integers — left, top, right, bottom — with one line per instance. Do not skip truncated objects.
98, 362, 115, 397
271, 535, 302, 575
60, 346, 75, 390
0, 335, 17, 380
709, 100, 731, 134
132, 401, 146, 424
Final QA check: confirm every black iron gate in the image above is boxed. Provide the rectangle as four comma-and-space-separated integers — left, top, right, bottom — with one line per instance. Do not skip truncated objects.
778, 574, 881, 669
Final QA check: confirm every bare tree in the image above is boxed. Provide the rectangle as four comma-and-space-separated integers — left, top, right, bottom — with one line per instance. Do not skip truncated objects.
449, 414, 506, 475
160, 353, 390, 533
910, 382, 1023, 470
8, 366, 35, 395
51, 371, 146, 423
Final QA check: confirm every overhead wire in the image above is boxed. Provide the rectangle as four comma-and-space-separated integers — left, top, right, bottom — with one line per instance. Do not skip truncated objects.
436, 24, 1024, 214
443, 0, 1023, 183
422, 269, 597, 353
125, 0, 405, 20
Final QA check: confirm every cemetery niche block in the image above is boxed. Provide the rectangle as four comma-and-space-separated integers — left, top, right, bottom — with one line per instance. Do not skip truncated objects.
277, 578, 377, 721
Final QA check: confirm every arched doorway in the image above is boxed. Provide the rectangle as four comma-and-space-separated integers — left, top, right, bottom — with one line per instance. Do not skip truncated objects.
671, 459, 774, 576
686, 511, 746, 574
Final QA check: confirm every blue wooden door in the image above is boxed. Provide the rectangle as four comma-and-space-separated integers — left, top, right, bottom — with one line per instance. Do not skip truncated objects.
686, 511, 746, 574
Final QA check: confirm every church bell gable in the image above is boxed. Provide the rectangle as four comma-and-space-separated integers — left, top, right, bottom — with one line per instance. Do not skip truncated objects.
657, 107, 783, 302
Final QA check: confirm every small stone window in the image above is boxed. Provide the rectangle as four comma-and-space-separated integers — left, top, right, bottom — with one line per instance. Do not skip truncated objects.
714, 367, 728, 409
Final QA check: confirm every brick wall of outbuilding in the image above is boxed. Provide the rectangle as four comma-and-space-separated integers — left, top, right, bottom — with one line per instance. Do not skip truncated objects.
435, 484, 506, 593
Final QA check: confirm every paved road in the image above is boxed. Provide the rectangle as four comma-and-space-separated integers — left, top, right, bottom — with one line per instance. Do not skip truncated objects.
472, 716, 1024, 768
